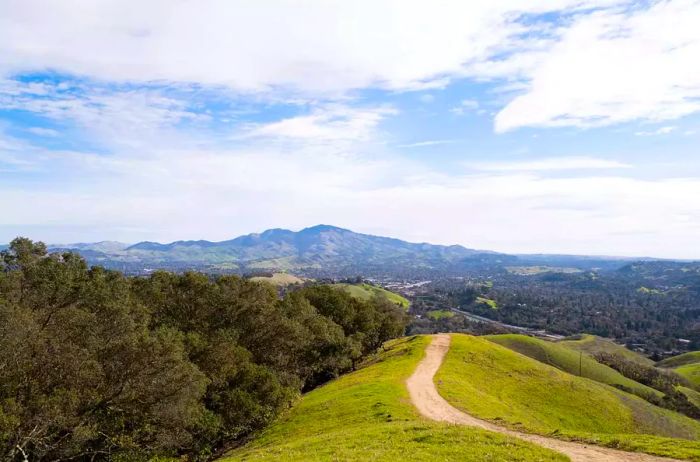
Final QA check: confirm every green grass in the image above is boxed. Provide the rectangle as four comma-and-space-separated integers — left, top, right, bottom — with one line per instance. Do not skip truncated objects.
476, 296, 498, 309
334, 283, 410, 309
675, 363, 700, 388
222, 336, 566, 462
559, 334, 655, 367
436, 334, 700, 461
487, 334, 661, 399
249, 272, 304, 286
426, 309, 455, 320
656, 352, 700, 389
680, 386, 700, 408
657, 351, 700, 369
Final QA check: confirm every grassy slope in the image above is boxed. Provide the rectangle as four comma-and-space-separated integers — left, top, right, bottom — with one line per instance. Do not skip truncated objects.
680, 386, 700, 408
222, 336, 566, 462
675, 363, 700, 388
426, 309, 455, 320
249, 273, 304, 286
334, 283, 410, 309
487, 334, 661, 399
559, 334, 655, 367
436, 334, 700, 461
658, 351, 700, 369
657, 352, 700, 389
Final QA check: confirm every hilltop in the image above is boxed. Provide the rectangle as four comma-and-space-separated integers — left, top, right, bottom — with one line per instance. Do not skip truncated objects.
222, 337, 565, 461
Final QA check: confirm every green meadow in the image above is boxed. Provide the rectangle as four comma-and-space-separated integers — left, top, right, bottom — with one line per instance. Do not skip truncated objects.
559, 334, 655, 367
436, 334, 700, 461
333, 282, 410, 309
487, 334, 661, 399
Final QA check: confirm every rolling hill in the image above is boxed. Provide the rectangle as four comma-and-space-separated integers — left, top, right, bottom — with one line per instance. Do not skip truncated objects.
332, 282, 410, 308
559, 334, 656, 367
222, 336, 564, 462
436, 334, 700, 460
658, 352, 700, 389
486, 334, 662, 399
225, 333, 700, 461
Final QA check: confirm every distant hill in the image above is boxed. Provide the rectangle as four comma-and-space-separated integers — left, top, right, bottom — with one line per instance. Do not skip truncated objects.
41, 225, 511, 276
332, 282, 410, 309
4, 225, 691, 277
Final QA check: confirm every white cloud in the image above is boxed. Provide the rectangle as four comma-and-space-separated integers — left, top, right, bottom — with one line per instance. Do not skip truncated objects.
243, 105, 396, 142
495, 0, 700, 131
2, 1, 697, 131
3, 144, 699, 258
635, 126, 677, 136
450, 99, 480, 116
0, 0, 615, 95
469, 156, 631, 172
0, 79, 203, 148
26, 127, 60, 137
398, 140, 456, 148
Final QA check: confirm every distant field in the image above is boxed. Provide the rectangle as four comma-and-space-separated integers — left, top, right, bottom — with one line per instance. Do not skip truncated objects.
488, 334, 662, 399
334, 283, 410, 309
475, 296, 497, 309
222, 336, 565, 462
249, 272, 304, 286
436, 334, 700, 460
506, 266, 583, 275
559, 334, 655, 367
426, 309, 455, 320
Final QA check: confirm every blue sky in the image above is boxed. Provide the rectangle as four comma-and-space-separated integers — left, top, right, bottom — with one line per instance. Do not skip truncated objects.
1, 0, 700, 258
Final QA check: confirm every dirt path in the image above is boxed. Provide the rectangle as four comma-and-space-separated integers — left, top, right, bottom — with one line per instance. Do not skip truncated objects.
406, 334, 681, 462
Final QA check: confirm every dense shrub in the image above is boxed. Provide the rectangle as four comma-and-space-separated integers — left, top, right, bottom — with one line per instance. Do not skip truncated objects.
0, 238, 408, 461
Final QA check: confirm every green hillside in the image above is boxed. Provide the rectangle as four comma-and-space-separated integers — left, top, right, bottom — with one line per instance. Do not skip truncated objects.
333, 283, 410, 309
658, 351, 700, 369
559, 334, 655, 367
657, 352, 700, 389
222, 336, 565, 462
676, 363, 700, 388
487, 334, 661, 399
436, 334, 700, 461
249, 272, 304, 286
680, 386, 700, 408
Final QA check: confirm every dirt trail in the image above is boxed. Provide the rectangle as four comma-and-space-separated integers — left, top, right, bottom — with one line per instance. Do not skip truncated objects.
406, 334, 681, 462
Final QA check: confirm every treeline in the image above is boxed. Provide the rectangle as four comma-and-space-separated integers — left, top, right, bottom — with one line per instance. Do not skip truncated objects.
0, 238, 408, 461
428, 273, 700, 355
594, 352, 700, 420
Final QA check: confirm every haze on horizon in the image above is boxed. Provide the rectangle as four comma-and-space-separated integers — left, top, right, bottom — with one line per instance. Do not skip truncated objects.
1, 1, 700, 259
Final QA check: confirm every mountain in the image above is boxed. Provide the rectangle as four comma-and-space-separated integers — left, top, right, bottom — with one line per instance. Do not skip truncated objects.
46, 225, 510, 276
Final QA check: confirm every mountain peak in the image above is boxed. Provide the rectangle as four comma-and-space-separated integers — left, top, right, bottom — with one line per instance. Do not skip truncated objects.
299, 224, 349, 234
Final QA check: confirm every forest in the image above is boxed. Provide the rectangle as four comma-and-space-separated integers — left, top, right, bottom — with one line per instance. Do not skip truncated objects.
412, 269, 700, 356
0, 238, 408, 461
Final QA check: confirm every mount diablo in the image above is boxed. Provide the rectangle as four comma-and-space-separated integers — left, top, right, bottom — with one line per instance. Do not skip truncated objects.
49, 225, 505, 276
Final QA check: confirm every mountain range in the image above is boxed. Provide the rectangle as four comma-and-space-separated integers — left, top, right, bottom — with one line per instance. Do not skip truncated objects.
43, 225, 506, 276
5, 224, 671, 277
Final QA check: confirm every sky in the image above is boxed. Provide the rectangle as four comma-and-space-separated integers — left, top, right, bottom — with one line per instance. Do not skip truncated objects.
1, 0, 700, 258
